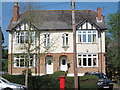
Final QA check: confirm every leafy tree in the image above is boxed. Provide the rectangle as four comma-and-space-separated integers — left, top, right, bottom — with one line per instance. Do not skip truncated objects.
2, 48, 8, 72
18, 2, 59, 88
106, 12, 120, 80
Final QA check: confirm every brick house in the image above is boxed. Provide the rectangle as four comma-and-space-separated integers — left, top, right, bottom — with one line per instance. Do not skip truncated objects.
7, 3, 106, 76
0, 27, 4, 71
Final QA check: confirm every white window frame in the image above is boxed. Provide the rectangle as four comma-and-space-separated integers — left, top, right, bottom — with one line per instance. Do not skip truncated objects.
14, 31, 35, 44
14, 54, 36, 68
77, 54, 98, 67
44, 33, 50, 47
77, 30, 97, 43
63, 33, 69, 46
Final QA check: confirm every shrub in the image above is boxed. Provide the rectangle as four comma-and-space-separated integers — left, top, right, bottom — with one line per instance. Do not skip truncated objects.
66, 75, 98, 89
2, 72, 98, 90
22, 69, 32, 75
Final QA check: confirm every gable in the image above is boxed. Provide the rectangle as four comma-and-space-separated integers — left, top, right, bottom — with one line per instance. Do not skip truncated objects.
76, 18, 101, 30
13, 20, 38, 31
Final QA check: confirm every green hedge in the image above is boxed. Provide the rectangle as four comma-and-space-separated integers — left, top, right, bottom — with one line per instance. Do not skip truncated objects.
2, 71, 98, 90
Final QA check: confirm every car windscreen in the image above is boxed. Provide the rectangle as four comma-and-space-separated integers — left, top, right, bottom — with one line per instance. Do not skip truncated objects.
0, 77, 10, 83
94, 74, 108, 79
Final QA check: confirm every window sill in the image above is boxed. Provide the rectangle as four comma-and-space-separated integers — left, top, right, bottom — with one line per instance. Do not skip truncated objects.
14, 67, 35, 68
78, 66, 98, 68
77, 42, 98, 44
14, 43, 35, 45
62, 46, 69, 48
44, 46, 50, 48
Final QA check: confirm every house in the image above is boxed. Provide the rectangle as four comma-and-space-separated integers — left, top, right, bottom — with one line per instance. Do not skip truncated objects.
7, 3, 106, 76
0, 27, 4, 71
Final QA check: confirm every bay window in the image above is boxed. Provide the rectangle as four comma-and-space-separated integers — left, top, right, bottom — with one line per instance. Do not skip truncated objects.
77, 54, 98, 67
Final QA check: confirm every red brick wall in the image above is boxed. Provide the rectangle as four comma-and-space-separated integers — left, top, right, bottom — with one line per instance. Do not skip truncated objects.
8, 53, 106, 75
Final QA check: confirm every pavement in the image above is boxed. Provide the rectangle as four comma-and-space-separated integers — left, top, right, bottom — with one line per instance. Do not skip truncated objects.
113, 83, 120, 90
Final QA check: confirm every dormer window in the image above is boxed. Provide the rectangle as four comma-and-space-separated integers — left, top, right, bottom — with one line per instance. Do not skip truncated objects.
77, 30, 97, 43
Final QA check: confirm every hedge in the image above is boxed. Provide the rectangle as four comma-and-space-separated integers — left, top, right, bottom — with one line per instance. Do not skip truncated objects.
2, 71, 98, 90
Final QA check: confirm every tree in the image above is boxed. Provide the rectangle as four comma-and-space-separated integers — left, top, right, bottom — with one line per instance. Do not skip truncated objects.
18, 2, 59, 88
106, 12, 120, 80
2, 48, 8, 72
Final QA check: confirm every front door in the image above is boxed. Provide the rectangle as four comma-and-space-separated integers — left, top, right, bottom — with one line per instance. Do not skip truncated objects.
46, 56, 53, 74
60, 56, 68, 72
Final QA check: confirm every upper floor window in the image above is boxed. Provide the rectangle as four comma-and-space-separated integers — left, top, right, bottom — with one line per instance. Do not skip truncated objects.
77, 31, 97, 43
44, 33, 50, 47
14, 54, 36, 68
15, 31, 35, 44
63, 33, 69, 46
77, 54, 98, 67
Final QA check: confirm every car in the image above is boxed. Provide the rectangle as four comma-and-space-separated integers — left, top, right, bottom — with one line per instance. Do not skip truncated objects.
0, 71, 8, 75
84, 72, 113, 90
0, 77, 27, 90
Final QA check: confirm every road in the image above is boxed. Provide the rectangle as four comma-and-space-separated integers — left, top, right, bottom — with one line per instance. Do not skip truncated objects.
113, 83, 120, 90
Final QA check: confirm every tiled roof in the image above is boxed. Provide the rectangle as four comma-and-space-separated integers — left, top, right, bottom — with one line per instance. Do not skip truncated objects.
7, 10, 107, 31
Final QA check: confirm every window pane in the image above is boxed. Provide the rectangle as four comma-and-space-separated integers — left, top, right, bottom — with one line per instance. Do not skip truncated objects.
44, 34, 46, 46
48, 60, 52, 65
62, 59, 66, 65
88, 35, 92, 42
66, 37, 68, 46
78, 58, 81, 66
63, 35, 65, 46
47, 38, 50, 46
83, 55, 86, 57
29, 60, 33, 67
88, 58, 91, 66
78, 55, 81, 57
88, 31, 91, 33
83, 58, 86, 66
83, 35, 86, 42
16, 59, 19, 66
88, 55, 91, 57
83, 31, 86, 33
93, 34, 96, 43
93, 58, 97, 66
78, 34, 81, 42
20, 59, 24, 67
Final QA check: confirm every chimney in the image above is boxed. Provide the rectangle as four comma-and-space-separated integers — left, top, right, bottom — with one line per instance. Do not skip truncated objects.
13, 2, 19, 22
97, 8, 102, 21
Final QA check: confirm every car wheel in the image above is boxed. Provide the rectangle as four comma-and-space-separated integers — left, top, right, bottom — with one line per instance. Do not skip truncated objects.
4, 88, 13, 90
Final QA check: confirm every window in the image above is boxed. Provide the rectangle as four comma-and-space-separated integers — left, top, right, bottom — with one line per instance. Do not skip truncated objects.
62, 59, 66, 65
63, 33, 69, 46
44, 34, 50, 47
15, 31, 35, 44
77, 31, 97, 43
14, 55, 35, 67
77, 54, 98, 67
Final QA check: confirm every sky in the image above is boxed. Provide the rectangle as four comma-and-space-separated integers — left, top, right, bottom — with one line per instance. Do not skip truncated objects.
1, 1, 119, 47
1, 0, 120, 2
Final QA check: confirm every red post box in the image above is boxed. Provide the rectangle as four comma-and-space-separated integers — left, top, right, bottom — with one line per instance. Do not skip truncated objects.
59, 76, 65, 90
